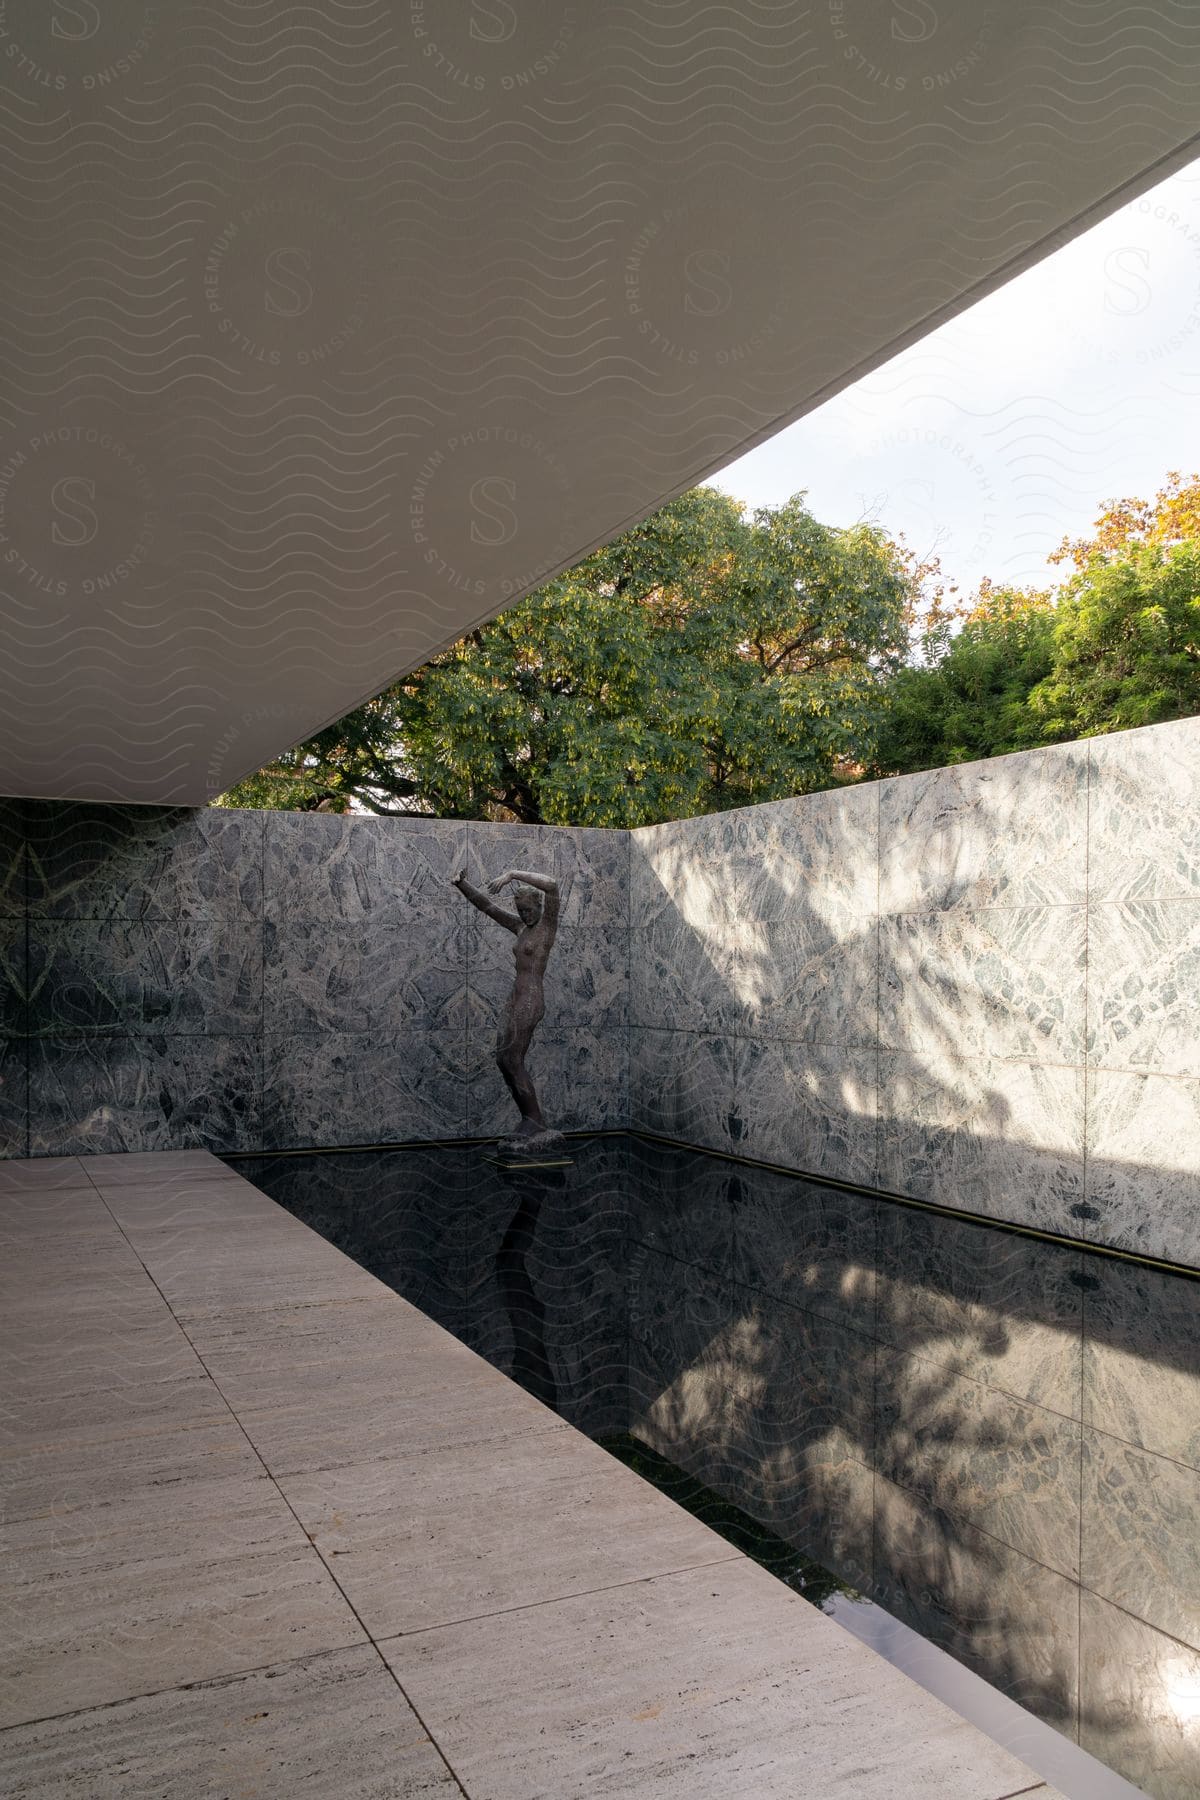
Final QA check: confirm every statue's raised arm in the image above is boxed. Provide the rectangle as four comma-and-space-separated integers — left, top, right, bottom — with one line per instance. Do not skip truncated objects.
486, 868, 560, 934
451, 866, 521, 934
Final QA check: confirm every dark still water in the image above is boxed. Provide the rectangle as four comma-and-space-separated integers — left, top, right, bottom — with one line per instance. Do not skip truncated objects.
229, 1133, 1200, 1800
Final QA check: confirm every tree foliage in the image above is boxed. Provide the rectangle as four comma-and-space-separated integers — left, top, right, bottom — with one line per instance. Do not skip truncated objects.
873, 471, 1200, 776
1028, 542, 1200, 739
868, 583, 1057, 774
218, 487, 919, 825
219, 470, 1200, 817
1028, 471, 1200, 738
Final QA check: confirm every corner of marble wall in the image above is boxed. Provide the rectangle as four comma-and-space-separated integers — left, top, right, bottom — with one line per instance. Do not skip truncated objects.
18, 804, 266, 1156
465, 819, 628, 930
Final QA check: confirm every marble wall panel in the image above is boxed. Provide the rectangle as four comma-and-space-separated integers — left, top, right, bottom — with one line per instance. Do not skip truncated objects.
0, 1035, 27, 1157
466, 822, 628, 929
629, 908, 740, 1035
466, 1026, 627, 1139
626, 1161, 881, 1574
1079, 1591, 1200, 1799
262, 1029, 467, 1150
627, 1251, 878, 1582
29, 922, 262, 1037
1082, 1259, 1200, 1471
627, 1028, 743, 1156
1087, 901, 1200, 1076
628, 810, 738, 932
18, 805, 265, 1155
264, 915, 467, 1036
736, 1039, 878, 1188
738, 914, 877, 1046
264, 813, 466, 921
760, 1450, 876, 1599
1088, 716, 1200, 904
1084, 1070, 1200, 1267
878, 1051, 1086, 1234
872, 1475, 1079, 1736
627, 1253, 760, 1501
29, 1035, 262, 1155
878, 745, 1089, 914
1081, 1429, 1200, 1652
1, 917, 26, 1037
746, 1293, 876, 1481
0, 799, 26, 916
731, 781, 878, 926
874, 1204, 1084, 1417
879, 905, 1086, 1064
26, 804, 263, 920
626, 1135, 739, 1276
725, 1166, 876, 1333
875, 1350, 1082, 1581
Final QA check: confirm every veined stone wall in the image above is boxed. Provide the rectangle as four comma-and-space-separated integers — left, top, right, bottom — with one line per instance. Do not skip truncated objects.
630, 716, 1200, 1270
3, 717, 1197, 1269
0, 804, 627, 1157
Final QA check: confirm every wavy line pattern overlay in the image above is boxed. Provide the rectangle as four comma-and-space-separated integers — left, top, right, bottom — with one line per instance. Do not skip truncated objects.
3, 0, 1200, 800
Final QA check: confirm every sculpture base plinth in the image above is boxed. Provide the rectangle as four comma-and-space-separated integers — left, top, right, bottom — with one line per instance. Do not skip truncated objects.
498, 1125, 568, 1156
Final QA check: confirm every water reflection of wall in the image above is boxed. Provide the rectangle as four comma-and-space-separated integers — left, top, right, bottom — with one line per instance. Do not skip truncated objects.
629, 717, 1200, 1271
245, 1134, 1200, 1800
623, 1138, 1200, 1800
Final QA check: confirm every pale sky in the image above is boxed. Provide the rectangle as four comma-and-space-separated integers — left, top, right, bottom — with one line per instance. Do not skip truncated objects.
716, 157, 1200, 601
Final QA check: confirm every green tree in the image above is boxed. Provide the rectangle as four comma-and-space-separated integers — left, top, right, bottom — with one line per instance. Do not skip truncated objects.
868, 584, 1056, 775
217, 486, 918, 826
872, 470, 1200, 776
1023, 472, 1200, 740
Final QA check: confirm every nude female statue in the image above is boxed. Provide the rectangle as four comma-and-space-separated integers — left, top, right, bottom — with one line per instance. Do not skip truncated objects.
451, 863, 564, 1149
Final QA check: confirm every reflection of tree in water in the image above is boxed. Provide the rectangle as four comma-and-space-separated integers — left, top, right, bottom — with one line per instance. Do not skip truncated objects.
597, 1431, 863, 1610
622, 1145, 1083, 1736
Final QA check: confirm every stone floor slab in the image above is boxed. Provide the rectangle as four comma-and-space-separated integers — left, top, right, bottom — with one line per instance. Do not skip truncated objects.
0, 1472, 365, 1726
0, 1646, 458, 1800
2, 1374, 260, 1523
380, 1557, 1060, 1799
231, 1349, 569, 1479
0, 1159, 88, 1193
280, 1426, 739, 1637
2, 1306, 200, 1403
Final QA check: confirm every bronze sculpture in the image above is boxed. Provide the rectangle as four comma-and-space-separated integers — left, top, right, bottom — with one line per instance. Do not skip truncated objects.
452, 863, 566, 1150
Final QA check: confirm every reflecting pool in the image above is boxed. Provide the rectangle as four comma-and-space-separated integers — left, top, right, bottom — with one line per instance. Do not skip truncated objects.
231, 1133, 1200, 1800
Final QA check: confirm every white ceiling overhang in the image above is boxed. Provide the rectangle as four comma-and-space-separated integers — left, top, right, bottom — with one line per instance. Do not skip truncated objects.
3, 0, 1200, 802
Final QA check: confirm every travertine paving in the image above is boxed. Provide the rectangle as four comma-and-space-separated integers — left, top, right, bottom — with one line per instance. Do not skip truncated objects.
1, 1150, 1063, 1798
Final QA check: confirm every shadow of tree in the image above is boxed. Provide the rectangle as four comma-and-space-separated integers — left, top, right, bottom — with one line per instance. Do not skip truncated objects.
242, 1128, 1200, 1793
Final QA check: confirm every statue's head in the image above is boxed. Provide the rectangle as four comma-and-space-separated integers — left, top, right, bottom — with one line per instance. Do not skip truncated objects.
514, 884, 543, 925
